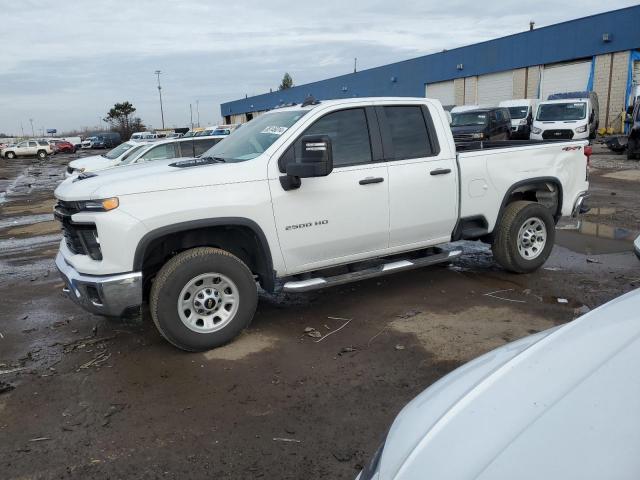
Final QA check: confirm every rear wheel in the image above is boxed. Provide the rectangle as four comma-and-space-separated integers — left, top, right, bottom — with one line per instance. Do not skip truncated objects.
150, 247, 258, 351
491, 201, 555, 273
37, 150, 47, 159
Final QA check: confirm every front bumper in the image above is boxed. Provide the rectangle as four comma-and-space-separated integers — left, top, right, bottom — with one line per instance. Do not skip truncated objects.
55, 251, 143, 317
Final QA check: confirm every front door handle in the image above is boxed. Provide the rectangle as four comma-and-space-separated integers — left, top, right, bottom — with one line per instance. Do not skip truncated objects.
430, 168, 451, 176
359, 177, 384, 185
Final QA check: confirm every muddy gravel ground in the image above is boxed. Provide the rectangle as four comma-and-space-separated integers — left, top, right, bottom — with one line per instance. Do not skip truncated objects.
0, 145, 639, 479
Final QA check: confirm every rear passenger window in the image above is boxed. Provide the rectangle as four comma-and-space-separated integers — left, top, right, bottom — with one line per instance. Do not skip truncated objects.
193, 138, 222, 157
297, 108, 372, 167
140, 143, 178, 161
383, 106, 432, 160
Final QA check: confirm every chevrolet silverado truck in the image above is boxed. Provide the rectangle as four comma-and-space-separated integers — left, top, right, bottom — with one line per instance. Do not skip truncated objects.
53, 97, 590, 351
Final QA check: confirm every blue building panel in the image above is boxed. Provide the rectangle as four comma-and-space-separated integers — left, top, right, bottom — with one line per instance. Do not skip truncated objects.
221, 6, 640, 116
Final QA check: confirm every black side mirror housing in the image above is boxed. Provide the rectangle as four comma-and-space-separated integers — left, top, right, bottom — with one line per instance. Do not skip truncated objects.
280, 135, 333, 190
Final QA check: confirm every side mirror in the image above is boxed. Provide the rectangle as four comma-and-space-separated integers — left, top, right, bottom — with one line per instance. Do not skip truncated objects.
280, 135, 333, 190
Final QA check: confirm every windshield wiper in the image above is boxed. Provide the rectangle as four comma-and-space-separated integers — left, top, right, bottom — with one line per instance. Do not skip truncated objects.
200, 156, 226, 163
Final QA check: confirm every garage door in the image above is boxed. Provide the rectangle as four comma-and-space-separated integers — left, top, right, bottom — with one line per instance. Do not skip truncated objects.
477, 71, 514, 105
425, 81, 455, 106
540, 60, 592, 100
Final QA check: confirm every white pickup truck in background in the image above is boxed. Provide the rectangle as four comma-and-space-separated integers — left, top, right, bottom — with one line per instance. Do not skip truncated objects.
53, 97, 590, 351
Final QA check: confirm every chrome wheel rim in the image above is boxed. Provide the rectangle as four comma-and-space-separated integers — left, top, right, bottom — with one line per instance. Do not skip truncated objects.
177, 273, 239, 334
517, 217, 547, 260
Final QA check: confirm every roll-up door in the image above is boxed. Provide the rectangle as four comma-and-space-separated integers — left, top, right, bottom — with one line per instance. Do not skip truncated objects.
540, 60, 592, 100
425, 81, 455, 106
477, 71, 514, 105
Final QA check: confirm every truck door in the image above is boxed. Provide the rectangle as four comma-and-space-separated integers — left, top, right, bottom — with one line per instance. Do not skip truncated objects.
270, 107, 390, 273
379, 105, 458, 248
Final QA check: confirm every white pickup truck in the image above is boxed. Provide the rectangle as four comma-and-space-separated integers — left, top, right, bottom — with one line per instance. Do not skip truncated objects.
53, 97, 590, 351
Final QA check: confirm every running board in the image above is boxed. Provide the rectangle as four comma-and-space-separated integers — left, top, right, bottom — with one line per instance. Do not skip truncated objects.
283, 249, 462, 293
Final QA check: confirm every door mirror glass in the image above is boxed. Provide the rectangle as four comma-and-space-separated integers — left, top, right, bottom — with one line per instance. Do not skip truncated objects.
285, 135, 333, 178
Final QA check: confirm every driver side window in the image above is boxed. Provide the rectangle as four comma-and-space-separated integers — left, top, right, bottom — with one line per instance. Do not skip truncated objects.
283, 108, 372, 170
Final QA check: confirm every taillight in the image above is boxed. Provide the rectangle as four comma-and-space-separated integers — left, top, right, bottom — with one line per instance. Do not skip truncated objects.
584, 145, 592, 168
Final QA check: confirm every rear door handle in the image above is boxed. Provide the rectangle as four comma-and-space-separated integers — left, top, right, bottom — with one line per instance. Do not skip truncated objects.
430, 168, 451, 176
359, 177, 384, 185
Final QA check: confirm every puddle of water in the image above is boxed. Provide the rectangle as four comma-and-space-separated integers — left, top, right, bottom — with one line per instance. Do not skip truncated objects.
555, 220, 638, 255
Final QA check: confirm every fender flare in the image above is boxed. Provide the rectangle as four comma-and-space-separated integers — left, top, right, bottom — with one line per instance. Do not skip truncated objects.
133, 217, 275, 291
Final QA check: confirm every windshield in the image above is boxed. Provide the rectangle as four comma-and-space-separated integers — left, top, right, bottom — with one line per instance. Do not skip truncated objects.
212, 129, 230, 135
119, 144, 145, 162
451, 112, 488, 127
201, 110, 308, 162
104, 142, 135, 159
537, 102, 586, 121
507, 106, 529, 119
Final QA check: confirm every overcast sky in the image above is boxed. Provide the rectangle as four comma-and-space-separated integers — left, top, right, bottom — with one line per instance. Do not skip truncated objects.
0, 0, 636, 135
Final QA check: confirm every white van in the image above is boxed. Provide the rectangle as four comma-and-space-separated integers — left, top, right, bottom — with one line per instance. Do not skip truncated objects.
531, 91, 599, 141
498, 99, 538, 139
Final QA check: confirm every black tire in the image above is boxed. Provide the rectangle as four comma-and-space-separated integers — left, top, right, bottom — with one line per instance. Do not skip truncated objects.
491, 201, 555, 273
37, 150, 47, 159
5, 151, 15, 159
150, 247, 258, 352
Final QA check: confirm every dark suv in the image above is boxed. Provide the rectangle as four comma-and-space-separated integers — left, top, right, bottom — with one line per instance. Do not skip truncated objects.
451, 108, 512, 142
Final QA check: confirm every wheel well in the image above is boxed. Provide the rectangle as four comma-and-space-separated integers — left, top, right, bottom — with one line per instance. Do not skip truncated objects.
137, 224, 274, 295
502, 179, 562, 222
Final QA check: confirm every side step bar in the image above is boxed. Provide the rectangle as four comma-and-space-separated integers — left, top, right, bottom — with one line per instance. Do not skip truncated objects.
283, 249, 462, 293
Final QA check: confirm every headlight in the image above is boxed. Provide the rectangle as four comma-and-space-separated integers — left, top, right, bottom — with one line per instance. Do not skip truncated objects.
575, 125, 587, 133
358, 442, 385, 480
77, 197, 119, 211
531, 126, 542, 134
471, 132, 484, 139
519, 119, 527, 125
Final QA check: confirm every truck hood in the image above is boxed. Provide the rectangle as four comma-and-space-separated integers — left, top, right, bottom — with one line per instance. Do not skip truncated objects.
69, 155, 116, 172
379, 288, 640, 479
54, 157, 264, 201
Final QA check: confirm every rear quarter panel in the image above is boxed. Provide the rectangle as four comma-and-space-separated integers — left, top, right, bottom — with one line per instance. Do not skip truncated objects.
458, 142, 589, 231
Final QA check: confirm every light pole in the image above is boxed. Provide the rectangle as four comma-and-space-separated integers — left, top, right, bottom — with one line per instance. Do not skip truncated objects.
29, 118, 35, 137
155, 70, 165, 130
189, 103, 194, 130
196, 100, 200, 127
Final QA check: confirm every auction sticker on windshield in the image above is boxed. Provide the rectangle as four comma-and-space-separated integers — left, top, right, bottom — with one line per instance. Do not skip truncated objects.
261, 126, 288, 135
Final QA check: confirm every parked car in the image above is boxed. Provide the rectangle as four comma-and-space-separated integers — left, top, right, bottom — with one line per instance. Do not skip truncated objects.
498, 99, 537, 139
51, 140, 76, 154
130, 132, 158, 140
65, 136, 225, 177
450, 105, 493, 114
450, 107, 512, 142
531, 91, 599, 141
53, 97, 590, 351
196, 124, 240, 136
635, 234, 640, 259
66, 141, 152, 177
60, 136, 82, 149
1, 139, 52, 159
356, 288, 640, 480
81, 133, 121, 149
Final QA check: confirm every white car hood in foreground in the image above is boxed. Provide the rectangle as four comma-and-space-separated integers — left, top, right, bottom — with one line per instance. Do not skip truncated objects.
54, 157, 265, 201
379, 288, 640, 480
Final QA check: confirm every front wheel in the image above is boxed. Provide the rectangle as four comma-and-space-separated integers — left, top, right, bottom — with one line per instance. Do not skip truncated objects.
491, 201, 555, 273
150, 247, 258, 351
5, 151, 15, 159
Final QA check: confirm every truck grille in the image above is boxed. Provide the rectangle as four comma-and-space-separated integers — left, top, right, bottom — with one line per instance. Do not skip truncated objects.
453, 133, 476, 141
54, 200, 102, 260
542, 129, 574, 139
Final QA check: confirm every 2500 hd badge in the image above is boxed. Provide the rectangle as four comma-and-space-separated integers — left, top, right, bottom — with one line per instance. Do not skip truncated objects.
285, 220, 329, 231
